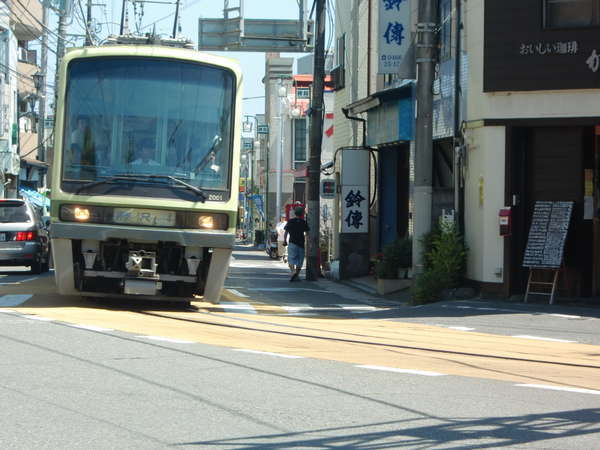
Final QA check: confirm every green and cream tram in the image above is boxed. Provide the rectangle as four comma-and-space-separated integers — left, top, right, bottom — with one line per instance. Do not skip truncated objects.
50, 45, 241, 302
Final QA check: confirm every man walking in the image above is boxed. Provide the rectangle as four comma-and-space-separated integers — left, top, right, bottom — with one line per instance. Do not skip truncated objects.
283, 206, 309, 281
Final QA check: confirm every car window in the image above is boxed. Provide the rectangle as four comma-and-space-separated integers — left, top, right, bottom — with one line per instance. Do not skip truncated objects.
0, 202, 32, 223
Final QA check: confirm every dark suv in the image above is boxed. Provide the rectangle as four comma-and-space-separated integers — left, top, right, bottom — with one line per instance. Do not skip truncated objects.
0, 199, 50, 274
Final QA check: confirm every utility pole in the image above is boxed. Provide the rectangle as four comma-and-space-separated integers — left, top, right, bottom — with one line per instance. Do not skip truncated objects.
38, 4, 48, 166
85, 0, 93, 45
412, 0, 438, 274
172, 0, 181, 38
306, 0, 326, 281
120, 0, 127, 35
54, 10, 68, 106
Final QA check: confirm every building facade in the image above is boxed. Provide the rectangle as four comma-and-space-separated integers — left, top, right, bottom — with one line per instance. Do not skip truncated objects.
0, 0, 45, 200
466, 0, 600, 299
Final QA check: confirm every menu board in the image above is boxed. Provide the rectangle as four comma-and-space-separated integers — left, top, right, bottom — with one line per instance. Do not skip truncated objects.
522, 201, 573, 269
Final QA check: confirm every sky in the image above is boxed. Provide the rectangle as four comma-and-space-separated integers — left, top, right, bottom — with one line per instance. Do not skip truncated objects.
39, 0, 328, 118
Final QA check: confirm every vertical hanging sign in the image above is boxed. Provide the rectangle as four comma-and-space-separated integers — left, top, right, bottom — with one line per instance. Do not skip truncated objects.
341, 185, 369, 233
378, 0, 411, 74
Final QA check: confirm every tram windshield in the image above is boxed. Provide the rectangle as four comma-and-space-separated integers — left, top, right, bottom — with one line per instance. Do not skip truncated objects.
62, 57, 235, 194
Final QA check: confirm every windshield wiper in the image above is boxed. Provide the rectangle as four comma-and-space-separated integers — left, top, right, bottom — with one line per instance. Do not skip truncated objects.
75, 175, 146, 193
111, 174, 208, 202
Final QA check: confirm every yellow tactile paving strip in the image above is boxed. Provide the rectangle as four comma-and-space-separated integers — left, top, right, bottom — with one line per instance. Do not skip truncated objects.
9, 301, 600, 392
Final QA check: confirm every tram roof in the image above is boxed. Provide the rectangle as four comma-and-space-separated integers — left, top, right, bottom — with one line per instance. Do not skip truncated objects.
63, 44, 242, 80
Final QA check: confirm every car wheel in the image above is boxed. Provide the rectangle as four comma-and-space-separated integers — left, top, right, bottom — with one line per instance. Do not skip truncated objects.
30, 259, 42, 274
41, 259, 50, 273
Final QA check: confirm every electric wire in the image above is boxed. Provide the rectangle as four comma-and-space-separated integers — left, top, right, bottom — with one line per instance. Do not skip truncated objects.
19, 130, 55, 158
6, 1, 60, 55
77, 0, 97, 45
13, 0, 77, 48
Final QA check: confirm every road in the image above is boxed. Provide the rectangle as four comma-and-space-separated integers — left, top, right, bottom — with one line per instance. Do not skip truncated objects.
0, 246, 599, 448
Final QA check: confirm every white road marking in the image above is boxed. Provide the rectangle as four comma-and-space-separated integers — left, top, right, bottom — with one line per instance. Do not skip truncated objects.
20, 315, 54, 322
234, 349, 304, 359
70, 324, 114, 332
247, 288, 331, 293
0, 309, 17, 314
229, 263, 269, 269
136, 336, 195, 344
0, 276, 40, 286
217, 301, 257, 314
226, 289, 249, 298
356, 365, 446, 377
516, 384, 600, 395
337, 305, 378, 311
447, 326, 475, 331
227, 276, 288, 280
550, 314, 582, 319
282, 305, 312, 313
512, 335, 575, 343
0, 294, 32, 306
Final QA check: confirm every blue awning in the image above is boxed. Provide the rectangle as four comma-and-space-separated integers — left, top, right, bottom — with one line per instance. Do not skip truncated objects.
19, 187, 50, 209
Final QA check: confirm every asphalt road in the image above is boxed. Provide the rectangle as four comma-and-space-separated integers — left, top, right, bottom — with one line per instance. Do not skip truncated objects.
0, 246, 599, 448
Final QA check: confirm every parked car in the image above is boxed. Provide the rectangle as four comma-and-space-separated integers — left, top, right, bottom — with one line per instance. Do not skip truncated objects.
0, 199, 50, 274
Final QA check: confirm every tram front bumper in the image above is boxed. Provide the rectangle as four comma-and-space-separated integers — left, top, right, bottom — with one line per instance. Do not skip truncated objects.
50, 222, 235, 248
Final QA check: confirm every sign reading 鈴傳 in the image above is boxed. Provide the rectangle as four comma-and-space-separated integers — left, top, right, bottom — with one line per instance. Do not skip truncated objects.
378, 0, 411, 74
341, 185, 368, 233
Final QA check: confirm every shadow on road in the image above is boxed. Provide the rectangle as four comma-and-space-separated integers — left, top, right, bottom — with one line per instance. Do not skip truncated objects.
176, 408, 600, 449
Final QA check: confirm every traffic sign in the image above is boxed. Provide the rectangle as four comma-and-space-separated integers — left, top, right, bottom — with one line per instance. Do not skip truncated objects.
257, 125, 269, 134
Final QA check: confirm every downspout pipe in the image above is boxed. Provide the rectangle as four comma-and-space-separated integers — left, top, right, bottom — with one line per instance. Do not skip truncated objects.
453, 0, 464, 234
341, 107, 367, 148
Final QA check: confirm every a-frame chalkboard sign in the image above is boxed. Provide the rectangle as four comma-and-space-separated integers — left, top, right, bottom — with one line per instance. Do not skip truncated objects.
523, 201, 574, 304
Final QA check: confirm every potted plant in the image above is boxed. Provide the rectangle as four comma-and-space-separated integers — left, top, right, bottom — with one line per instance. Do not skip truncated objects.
375, 238, 412, 295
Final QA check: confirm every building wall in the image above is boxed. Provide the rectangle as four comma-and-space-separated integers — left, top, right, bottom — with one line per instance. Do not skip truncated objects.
467, 1, 600, 121
264, 55, 294, 221
463, 1, 600, 286
0, 5, 20, 198
463, 124, 505, 283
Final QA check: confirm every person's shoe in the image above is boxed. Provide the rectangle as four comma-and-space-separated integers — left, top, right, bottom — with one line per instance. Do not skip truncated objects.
290, 272, 299, 282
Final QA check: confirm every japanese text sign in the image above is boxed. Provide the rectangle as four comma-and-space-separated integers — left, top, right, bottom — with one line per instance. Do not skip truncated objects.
341, 185, 368, 233
378, 0, 411, 74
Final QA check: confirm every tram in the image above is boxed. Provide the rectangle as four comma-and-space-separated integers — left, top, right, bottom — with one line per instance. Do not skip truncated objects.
50, 44, 242, 303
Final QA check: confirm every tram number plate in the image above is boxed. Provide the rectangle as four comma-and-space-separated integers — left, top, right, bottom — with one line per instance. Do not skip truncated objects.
113, 208, 176, 227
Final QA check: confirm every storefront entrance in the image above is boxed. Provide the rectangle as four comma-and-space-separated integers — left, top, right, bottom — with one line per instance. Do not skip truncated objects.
378, 145, 410, 249
507, 125, 597, 299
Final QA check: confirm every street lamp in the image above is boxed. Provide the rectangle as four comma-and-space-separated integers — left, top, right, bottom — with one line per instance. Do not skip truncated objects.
32, 71, 44, 93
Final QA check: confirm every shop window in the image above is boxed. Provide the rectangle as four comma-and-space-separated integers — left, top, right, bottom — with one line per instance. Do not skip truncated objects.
440, 0, 452, 61
296, 87, 310, 99
545, 0, 600, 28
293, 118, 307, 163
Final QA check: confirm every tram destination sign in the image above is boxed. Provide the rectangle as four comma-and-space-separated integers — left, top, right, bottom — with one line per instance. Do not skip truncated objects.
522, 201, 573, 269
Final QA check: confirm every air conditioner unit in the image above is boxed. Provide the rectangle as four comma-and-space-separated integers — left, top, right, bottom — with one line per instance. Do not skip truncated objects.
330, 65, 345, 91
18, 47, 27, 62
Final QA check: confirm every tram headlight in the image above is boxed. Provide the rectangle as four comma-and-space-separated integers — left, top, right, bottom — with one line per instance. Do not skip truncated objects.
74, 207, 90, 221
198, 215, 214, 229
60, 204, 104, 223
187, 213, 228, 230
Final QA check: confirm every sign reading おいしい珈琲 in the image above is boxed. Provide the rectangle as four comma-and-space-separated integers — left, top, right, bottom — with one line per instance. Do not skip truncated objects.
522, 201, 573, 269
378, 0, 411, 74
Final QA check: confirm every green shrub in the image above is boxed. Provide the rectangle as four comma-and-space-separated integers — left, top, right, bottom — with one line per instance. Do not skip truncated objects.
375, 237, 412, 279
410, 269, 448, 305
410, 220, 467, 305
429, 221, 467, 288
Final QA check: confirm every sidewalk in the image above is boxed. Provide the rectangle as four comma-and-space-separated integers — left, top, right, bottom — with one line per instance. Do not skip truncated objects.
337, 274, 413, 303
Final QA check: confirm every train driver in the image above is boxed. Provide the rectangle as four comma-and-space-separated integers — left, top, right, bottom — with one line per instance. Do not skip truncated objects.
131, 139, 160, 167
